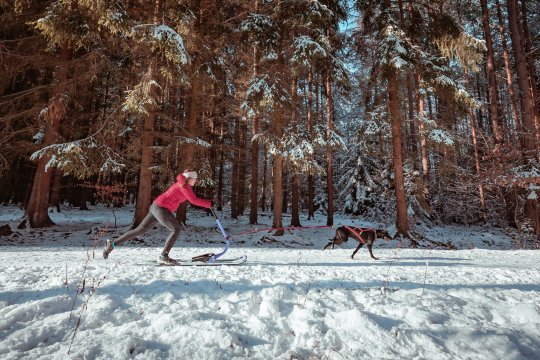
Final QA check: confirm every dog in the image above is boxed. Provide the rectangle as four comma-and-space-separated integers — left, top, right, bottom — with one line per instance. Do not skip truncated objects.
323, 226, 392, 260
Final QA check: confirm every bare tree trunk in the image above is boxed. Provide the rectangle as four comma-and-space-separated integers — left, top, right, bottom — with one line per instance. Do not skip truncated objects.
414, 72, 429, 183
261, 139, 267, 212
388, 66, 409, 236
507, 0, 539, 236
507, 0, 537, 151
133, 62, 157, 227
307, 69, 315, 220
238, 117, 248, 215
272, 107, 284, 234
290, 76, 301, 226
217, 121, 225, 211
520, 0, 538, 117
231, 116, 240, 219
134, 0, 162, 227
325, 68, 334, 227
249, 23, 260, 224
495, 0, 523, 145
465, 69, 487, 216
26, 42, 71, 227
282, 166, 288, 213
481, 0, 504, 145
406, 72, 418, 163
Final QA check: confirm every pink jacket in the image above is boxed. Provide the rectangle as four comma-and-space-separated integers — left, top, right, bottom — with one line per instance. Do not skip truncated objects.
153, 174, 211, 212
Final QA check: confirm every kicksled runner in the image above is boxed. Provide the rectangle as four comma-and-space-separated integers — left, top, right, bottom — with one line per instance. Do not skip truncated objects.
147, 254, 247, 266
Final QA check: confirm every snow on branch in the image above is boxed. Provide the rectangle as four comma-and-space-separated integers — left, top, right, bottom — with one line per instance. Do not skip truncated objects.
30, 137, 125, 179
241, 75, 290, 117
379, 25, 414, 69
131, 24, 190, 66
434, 32, 485, 72
290, 35, 328, 67
240, 14, 279, 54
428, 129, 454, 146
312, 125, 347, 150
122, 78, 161, 115
173, 136, 211, 148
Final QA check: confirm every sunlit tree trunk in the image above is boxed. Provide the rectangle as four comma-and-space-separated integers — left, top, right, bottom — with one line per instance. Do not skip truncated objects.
325, 67, 334, 227
307, 69, 315, 219
388, 66, 409, 236
481, 0, 503, 145
26, 42, 71, 228
495, 0, 522, 145
134, 0, 162, 227
507, 0, 539, 236
249, 1, 260, 224
290, 76, 301, 227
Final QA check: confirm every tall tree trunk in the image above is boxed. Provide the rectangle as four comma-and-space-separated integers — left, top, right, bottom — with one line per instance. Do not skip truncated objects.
307, 69, 315, 220
325, 69, 334, 227
238, 117, 248, 215
291, 77, 301, 226
465, 69, 487, 216
261, 139, 267, 212
272, 106, 284, 234
217, 120, 225, 211
481, 0, 504, 145
495, 0, 523, 145
231, 116, 240, 219
282, 166, 288, 213
520, 0, 538, 117
249, 12, 260, 224
26, 42, 71, 228
406, 72, 418, 162
507, 0, 537, 151
507, 0, 539, 236
414, 72, 429, 183
388, 66, 409, 236
133, 62, 157, 226
134, 0, 162, 227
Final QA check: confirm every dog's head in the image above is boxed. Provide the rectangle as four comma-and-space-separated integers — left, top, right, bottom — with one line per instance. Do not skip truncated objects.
375, 229, 392, 241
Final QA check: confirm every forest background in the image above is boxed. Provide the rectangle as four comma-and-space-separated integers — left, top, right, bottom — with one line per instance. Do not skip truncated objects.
0, 0, 538, 244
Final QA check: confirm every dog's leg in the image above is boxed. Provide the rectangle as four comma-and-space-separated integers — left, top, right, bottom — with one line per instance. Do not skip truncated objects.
323, 241, 334, 250
367, 243, 379, 260
351, 243, 364, 259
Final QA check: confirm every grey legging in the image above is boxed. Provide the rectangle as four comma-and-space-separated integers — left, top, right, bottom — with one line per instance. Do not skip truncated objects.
113, 203, 181, 256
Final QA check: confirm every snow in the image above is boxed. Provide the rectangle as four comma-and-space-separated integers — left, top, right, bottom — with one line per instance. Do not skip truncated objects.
1, 205, 539, 359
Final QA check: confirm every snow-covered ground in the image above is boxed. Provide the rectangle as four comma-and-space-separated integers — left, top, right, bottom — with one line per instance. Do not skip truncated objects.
0, 205, 539, 359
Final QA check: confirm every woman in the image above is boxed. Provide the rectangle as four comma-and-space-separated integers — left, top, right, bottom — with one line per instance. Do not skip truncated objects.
103, 170, 211, 264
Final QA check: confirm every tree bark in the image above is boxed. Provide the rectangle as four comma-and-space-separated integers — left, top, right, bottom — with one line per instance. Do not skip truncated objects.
388, 66, 409, 236
507, 0, 537, 151
261, 139, 267, 212
414, 72, 430, 183
325, 69, 334, 227
307, 69, 315, 220
290, 76, 301, 226
133, 62, 157, 227
249, 15, 260, 223
134, 0, 162, 227
507, 0, 539, 236
26, 42, 71, 228
495, 0, 522, 145
465, 69, 487, 216
238, 117, 248, 215
481, 0, 504, 145
272, 106, 284, 234
231, 116, 240, 219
